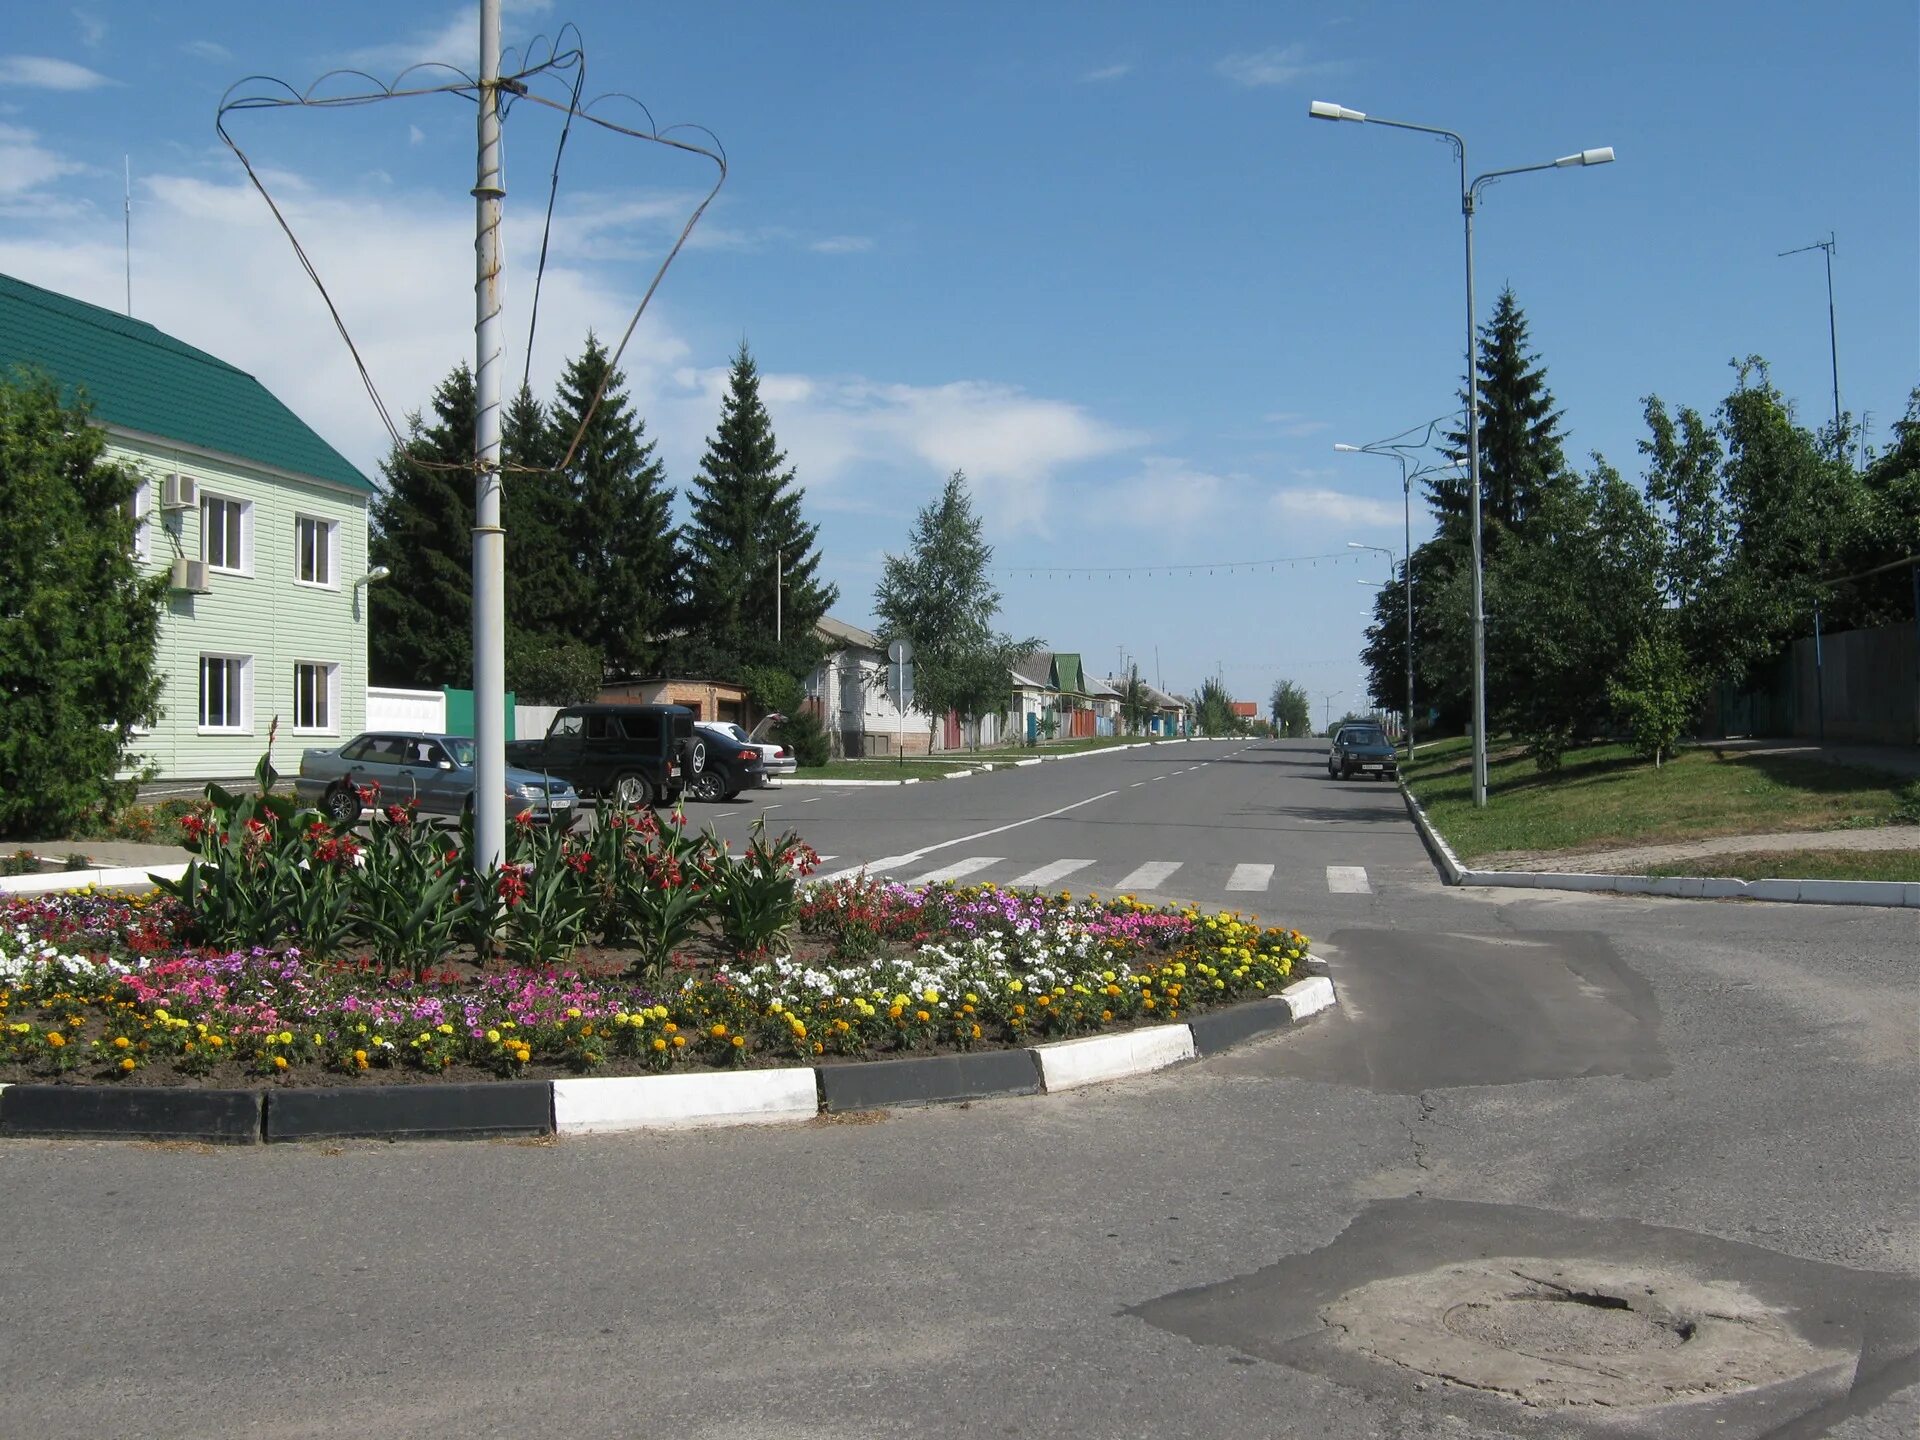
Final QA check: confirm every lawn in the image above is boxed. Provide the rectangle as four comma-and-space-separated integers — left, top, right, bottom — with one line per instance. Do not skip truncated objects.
787, 759, 979, 781
1403, 737, 1919, 863
1644, 848, 1920, 883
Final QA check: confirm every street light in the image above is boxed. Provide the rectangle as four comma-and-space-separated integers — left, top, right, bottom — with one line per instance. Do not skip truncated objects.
1311, 100, 1615, 807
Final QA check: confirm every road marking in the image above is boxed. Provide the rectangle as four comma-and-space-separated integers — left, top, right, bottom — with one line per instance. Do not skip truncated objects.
1113, 860, 1182, 892
813, 787, 1123, 885
1130, 781, 1146, 787
1226, 863, 1273, 892
1008, 858, 1096, 887
912, 855, 1003, 884
1326, 865, 1372, 894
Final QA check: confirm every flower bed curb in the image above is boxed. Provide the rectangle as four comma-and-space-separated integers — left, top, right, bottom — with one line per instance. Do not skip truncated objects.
0, 1082, 263, 1144
0, 966, 1336, 1143
1397, 779, 1920, 908
265, 1081, 553, 1143
818, 1047, 1042, 1112
0, 862, 188, 899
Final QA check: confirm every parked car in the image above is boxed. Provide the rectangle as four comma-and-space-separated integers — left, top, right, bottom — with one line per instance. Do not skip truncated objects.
1327, 723, 1399, 780
295, 733, 580, 827
504, 704, 704, 808
682, 724, 769, 802
695, 718, 796, 784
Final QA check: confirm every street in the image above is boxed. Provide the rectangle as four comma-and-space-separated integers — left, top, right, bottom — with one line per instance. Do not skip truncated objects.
1, 739, 1914, 1439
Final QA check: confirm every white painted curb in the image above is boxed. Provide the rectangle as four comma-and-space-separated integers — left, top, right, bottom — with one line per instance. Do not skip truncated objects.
778, 777, 920, 787
1280, 975, 1336, 1021
0, 862, 189, 897
552, 1068, 819, 1133
1030, 1023, 1196, 1091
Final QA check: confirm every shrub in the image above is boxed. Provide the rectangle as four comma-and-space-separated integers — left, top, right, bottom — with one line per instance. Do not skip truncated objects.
1607, 629, 1699, 767
778, 706, 831, 767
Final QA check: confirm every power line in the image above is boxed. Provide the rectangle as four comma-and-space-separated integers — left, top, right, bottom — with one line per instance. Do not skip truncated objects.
989, 550, 1367, 580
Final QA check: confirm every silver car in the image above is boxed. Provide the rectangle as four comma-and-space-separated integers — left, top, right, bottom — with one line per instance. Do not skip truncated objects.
696, 718, 797, 784
294, 732, 579, 828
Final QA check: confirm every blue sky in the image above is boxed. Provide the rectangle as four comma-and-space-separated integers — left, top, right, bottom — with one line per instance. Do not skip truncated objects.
3, 2, 1915, 711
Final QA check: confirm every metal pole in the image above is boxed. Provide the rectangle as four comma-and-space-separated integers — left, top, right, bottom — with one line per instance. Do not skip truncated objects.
1462, 151, 1488, 807
123, 156, 132, 317
1402, 456, 1416, 762
775, 547, 783, 645
1823, 235, 1841, 454
471, 0, 508, 869
1813, 601, 1825, 743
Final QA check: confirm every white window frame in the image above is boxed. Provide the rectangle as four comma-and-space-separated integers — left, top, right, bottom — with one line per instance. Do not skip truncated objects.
126, 478, 152, 563
293, 514, 339, 590
201, 493, 253, 576
292, 660, 339, 735
197, 653, 253, 734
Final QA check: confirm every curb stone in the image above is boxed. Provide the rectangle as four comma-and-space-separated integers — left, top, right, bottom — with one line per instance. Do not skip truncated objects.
1398, 779, 1920, 909
0, 963, 1336, 1140
0, 861, 189, 898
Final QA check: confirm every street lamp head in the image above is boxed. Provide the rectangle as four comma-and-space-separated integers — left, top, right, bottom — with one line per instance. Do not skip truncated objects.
1333, 442, 1363, 452
1554, 146, 1615, 167
1309, 100, 1367, 122
1346, 541, 1365, 549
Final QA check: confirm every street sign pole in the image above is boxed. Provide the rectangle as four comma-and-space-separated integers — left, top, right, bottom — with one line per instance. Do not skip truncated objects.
887, 637, 914, 765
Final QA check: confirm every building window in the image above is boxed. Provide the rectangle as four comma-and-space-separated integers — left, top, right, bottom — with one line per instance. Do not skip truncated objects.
198, 654, 252, 731
295, 515, 337, 587
202, 494, 252, 574
124, 479, 151, 562
293, 661, 337, 732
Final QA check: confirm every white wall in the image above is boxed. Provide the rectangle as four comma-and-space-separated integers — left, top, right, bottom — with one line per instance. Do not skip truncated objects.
367, 686, 445, 733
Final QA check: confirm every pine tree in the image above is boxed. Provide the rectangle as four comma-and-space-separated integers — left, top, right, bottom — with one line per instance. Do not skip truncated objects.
547, 336, 676, 678
676, 342, 837, 678
502, 381, 585, 646
1432, 286, 1568, 541
369, 364, 476, 686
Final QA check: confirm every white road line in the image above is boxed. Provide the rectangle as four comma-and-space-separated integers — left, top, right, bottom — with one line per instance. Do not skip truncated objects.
1130, 781, 1146, 788
1226, 863, 1273, 892
912, 855, 1003, 884
1113, 860, 1182, 892
1008, 858, 1096, 888
814, 787, 1123, 887
1326, 865, 1372, 894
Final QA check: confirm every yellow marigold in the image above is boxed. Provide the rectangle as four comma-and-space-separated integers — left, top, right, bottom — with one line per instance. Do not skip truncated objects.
112, 1035, 131, 1049
514, 1047, 531, 1062
915, 1010, 931, 1022
207, 1035, 223, 1047
730, 1035, 745, 1049
353, 1049, 368, 1063
437, 1023, 454, 1035
710, 1023, 728, 1039
566, 1007, 582, 1019
485, 1029, 501, 1044
671, 1035, 686, 1049
278, 1030, 293, 1045
663, 1022, 678, 1034
46, 1032, 65, 1048
119, 1057, 136, 1072
651, 1037, 667, 1053
273, 1055, 289, 1070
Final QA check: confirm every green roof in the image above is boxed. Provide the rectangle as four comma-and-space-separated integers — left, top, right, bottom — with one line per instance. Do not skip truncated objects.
0, 271, 372, 493
1052, 653, 1084, 695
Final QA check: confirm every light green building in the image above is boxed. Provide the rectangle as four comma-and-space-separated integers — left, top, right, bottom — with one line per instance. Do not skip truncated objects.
1, 272, 375, 784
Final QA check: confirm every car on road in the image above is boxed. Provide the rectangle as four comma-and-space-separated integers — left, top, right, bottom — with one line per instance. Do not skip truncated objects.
682, 725, 768, 802
695, 718, 796, 784
504, 704, 700, 808
1328, 723, 1399, 780
295, 732, 580, 827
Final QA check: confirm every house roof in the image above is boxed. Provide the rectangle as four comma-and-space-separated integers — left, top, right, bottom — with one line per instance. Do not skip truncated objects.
816, 615, 882, 651
1230, 701, 1258, 718
0, 271, 372, 493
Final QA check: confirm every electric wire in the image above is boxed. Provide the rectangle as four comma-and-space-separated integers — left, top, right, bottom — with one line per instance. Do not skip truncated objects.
986, 550, 1368, 579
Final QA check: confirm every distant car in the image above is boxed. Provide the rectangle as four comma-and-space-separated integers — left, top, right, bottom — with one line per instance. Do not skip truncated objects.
696, 719, 796, 784
1328, 723, 1399, 780
682, 725, 768, 802
295, 733, 579, 826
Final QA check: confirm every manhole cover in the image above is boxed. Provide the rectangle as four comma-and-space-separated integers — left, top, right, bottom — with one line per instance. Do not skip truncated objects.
1322, 1257, 1850, 1408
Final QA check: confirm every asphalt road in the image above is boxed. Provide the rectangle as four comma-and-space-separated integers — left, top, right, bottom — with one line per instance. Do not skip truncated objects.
3, 739, 1915, 1439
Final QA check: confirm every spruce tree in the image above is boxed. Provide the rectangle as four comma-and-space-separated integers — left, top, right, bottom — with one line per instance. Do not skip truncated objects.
676, 342, 837, 678
549, 335, 677, 679
369, 364, 476, 686
1433, 286, 1568, 541
502, 382, 583, 643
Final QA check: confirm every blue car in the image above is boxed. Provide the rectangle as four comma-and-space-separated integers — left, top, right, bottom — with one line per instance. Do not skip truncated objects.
295, 732, 579, 828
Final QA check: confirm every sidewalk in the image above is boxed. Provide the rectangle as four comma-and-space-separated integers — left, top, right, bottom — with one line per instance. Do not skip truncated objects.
1699, 737, 1920, 780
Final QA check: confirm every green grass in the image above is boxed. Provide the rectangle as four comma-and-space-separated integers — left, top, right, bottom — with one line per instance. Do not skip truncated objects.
1644, 849, 1920, 883
788, 760, 979, 781
1403, 739, 1918, 863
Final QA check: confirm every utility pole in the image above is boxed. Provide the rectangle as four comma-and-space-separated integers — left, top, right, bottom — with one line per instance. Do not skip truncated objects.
123, 157, 132, 316
1779, 233, 1842, 457
471, 0, 508, 869
775, 547, 783, 645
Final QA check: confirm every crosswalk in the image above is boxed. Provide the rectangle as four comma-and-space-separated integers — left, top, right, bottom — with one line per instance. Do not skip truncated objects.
811, 855, 1380, 899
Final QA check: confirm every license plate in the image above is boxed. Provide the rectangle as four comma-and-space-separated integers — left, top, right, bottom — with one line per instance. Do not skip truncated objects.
1364, 764, 1384, 771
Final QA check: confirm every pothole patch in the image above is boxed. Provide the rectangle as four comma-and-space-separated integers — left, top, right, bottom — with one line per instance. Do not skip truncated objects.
1322, 1257, 1851, 1408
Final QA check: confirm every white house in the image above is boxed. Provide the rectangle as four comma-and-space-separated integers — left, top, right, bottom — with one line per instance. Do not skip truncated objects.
807, 616, 941, 757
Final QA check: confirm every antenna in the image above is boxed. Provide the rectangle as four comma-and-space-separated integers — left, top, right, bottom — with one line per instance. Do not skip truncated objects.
1778, 232, 1842, 459
123, 156, 132, 316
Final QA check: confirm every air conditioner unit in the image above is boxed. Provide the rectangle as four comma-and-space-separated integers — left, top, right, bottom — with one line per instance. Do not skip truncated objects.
160, 473, 198, 510
169, 557, 212, 593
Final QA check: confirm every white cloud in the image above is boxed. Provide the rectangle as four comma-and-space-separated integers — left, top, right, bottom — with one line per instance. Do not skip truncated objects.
810, 235, 874, 254
1081, 63, 1133, 83
1215, 44, 1344, 89
181, 39, 232, 63
346, 2, 556, 76
0, 123, 85, 198
407, 124, 426, 145
1269, 487, 1400, 527
73, 10, 107, 48
0, 55, 117, 90
1263, 410, 1330, 438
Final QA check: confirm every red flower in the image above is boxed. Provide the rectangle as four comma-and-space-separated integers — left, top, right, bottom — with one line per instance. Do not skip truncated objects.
513, 809, 536, 830
384, 804, 411, 826
497, 867, 529, 906
354, 782, 381, 804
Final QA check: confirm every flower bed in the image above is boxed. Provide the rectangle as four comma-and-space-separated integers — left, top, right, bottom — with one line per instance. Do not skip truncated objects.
0, 880, 1309, 1086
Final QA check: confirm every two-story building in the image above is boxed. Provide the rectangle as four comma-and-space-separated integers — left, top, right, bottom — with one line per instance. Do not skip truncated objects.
1, 272, 375, 785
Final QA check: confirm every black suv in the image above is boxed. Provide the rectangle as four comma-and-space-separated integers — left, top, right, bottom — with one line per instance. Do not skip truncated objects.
1327, 723, 1399, 781
505, 704, 702, 807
